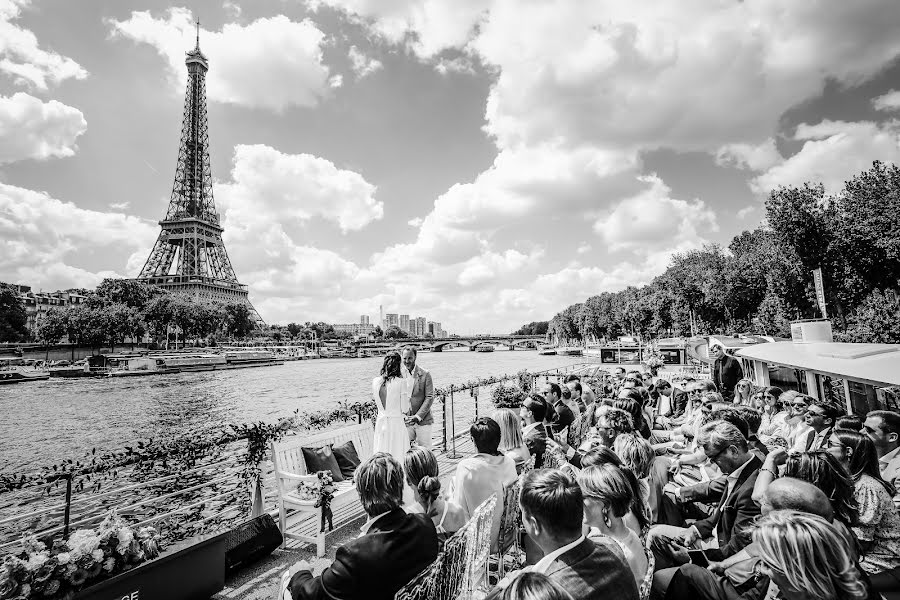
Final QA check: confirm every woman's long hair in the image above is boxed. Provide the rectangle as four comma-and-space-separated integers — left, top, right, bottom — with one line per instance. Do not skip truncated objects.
753, 510, 867, 600
784, 450, 859, 526
404, 447, 442, 516
733, 378, 753, 404
484, 571, 574, 600
492, 408, 525, 452
834, 430, 896, 496
577, 463, 650, 533
764, 386, 784, 412
380, 351, 402, 380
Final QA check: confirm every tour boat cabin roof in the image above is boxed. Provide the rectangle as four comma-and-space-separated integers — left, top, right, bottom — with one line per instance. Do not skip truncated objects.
735, 341, 900, 387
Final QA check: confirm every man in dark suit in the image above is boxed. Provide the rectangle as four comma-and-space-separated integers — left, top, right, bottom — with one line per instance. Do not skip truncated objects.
520, 394, 551, 468
401, 346, 435, 449
648, 421, 762, 593
543, 382, 575, 435
285, 452, 438, 600
513, 469, 639, 600
710, 345, 743, 401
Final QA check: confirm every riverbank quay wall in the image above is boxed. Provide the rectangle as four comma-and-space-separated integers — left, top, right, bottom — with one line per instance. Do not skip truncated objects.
0, 363, 593, 558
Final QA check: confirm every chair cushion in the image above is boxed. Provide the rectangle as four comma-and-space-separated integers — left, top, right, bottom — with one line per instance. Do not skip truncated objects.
332, 440, 362, 479
302, 444, 345, 482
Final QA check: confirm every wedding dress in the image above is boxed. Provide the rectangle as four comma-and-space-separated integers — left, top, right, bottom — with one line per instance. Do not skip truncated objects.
372, 375, 410, 463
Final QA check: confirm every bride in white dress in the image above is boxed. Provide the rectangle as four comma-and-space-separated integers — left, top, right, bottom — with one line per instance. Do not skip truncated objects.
372, 352, 410, 462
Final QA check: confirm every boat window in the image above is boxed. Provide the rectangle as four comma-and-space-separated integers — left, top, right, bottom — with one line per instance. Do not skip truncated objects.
877, 387, 900, 412
848, 380, 880, 415
768, 364, 807, 394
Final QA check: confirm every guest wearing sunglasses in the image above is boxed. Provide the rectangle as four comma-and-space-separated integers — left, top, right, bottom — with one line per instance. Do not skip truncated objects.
758, 386, 787, 439
781, 391, 813, 448
794, 401, 842, 452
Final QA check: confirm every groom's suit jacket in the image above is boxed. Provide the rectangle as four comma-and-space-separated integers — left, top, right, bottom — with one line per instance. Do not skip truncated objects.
407, 365, 435, 426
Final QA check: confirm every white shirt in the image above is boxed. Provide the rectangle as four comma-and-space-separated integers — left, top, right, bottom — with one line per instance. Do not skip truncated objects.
522, 421, 541, 437
533, 535, 586, 574
359, 510, 391, 536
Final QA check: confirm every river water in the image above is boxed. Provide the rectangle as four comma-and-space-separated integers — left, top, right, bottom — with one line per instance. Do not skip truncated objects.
0, 350, 583, 473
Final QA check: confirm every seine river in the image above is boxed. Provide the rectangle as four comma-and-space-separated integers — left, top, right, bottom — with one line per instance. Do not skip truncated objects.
0, 350, 583, 472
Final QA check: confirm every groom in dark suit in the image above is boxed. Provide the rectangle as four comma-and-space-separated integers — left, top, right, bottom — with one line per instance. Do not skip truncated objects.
401, 347, 434, 449
285, 453, 438, 600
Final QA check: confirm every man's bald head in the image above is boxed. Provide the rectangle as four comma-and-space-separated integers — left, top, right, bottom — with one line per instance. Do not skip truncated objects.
762, 477, 834, 522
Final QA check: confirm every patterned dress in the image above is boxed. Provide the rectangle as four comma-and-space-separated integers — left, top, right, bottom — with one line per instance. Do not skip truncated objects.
853, 473, 900, 573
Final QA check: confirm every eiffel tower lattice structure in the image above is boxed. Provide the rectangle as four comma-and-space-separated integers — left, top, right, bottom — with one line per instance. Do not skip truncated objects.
136, 23, 262, 323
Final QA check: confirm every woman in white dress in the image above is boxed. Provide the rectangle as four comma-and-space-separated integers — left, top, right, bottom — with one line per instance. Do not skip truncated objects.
372, 352, 410, 463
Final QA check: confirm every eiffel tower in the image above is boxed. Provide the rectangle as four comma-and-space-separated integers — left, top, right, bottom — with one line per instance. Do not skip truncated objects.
136, 22, 261, 323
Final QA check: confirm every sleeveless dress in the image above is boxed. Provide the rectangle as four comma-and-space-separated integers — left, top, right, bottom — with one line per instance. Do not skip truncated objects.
372, 376, 410, 463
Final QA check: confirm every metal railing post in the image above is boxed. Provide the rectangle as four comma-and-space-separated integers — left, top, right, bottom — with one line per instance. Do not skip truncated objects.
62, 473, 73, 540
472, 387, 478, 419
442, 394, 448, 452
447, 386, 461, 459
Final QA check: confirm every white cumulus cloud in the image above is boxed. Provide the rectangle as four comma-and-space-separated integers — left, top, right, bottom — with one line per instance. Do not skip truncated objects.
109, 8, 335, 111
0, 92, 86, 163
751, 120, 900, 196
347, 45, 382, 79
217, 144, 383, 234
0, 182, 157, 288
0, 0, 87, 90
873, 89, 900, 112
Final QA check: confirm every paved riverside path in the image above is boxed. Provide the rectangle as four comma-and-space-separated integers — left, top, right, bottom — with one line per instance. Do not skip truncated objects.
214, 435, 479, 600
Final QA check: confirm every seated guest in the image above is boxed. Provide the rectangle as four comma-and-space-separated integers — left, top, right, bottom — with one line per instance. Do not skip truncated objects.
485, 571, 574, 600
581, 445, 624, 469
451, 417, 517, 548
544, 382, 575, 435
734, 405, 769, 459
648, 421, 762, 571
520, 394, 551, 468
560, 386, 582, 421
826, 430, 900, 573
613, 432, 656, 522
781, 391, 813, 448
578, 464, 650, 587
757, 386, 786, 438
863, 410, 900, 504
835, 414, 863, 432
752, 510, 868, 600
516, 469, 640, 600
551, 406, 633, 468
732, 379, 753, 406
493, 408, 532, 469
794, 401, 841, 452
404, 447, 466, 545
614, 393, 652, 439
565, 374, 597, 409
566, 380, 587, 413
284, 452, 438, 600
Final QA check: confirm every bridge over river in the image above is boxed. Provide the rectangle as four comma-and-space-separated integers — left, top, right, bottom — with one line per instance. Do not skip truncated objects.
357, 334, 549, 352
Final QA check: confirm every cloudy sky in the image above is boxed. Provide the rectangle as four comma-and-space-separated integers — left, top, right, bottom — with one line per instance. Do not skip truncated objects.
3, 0, 900, 334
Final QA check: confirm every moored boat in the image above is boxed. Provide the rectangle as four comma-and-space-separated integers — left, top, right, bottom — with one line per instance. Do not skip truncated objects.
0, 357, 50, 384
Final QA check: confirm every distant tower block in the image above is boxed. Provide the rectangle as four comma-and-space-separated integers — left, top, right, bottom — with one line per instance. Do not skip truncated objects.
135, 22, 262, 323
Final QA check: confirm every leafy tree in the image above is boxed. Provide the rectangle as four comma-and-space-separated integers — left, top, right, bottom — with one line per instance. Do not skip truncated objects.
221, 302, 255, 339
37, 307, 68, 359
752, 292, 792, 338
373, 325, 383, 338
512, 321, 549, 336
384, 325, 409, 339
286, 322, 303, 339
838, 289, 900, 343
93, 278, 164, 310
0, 283, 28, 342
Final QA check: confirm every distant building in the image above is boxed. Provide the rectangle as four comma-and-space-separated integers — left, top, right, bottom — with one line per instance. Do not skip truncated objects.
333, 323, 376, 339
360, 315, 369, 325
385, 313, 399, 329
414, 317, 427, 337
14, 285, 89, 336
399, 314, 410, 334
